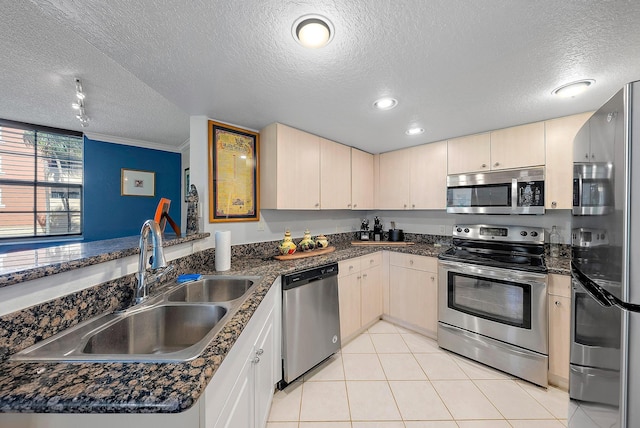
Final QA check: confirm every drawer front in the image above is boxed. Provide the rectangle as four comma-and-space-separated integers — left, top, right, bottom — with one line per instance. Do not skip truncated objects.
361, 251, 382, 270
548, 273, 571, 298
339, 258, 361, 278
389, 252, 437, 272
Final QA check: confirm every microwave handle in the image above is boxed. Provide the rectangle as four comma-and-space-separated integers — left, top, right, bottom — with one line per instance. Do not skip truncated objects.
511, 178, 518, 209
575, 173, 583, 208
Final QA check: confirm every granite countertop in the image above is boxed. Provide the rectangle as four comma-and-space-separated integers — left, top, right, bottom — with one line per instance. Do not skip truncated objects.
0, 242, 445, 414
0, 233, 210, 288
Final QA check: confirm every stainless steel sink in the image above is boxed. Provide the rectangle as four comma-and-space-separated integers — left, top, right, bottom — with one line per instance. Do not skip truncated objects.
167, 278, 256, 303
10, 275, 261, 362
83, 304, 228, 355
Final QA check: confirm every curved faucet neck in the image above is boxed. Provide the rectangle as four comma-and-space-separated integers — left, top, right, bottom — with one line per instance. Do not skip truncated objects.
134, 220, 167, 305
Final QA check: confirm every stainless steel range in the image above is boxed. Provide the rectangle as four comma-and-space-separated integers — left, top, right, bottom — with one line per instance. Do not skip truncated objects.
438, 224, 548, 387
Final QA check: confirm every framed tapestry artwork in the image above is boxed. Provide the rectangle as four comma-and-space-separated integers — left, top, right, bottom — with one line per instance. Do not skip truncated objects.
121, 168, 155, 197
208, 120, 259, 222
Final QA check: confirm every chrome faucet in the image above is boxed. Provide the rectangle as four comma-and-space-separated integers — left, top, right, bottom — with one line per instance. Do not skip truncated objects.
133, 219, 173, 305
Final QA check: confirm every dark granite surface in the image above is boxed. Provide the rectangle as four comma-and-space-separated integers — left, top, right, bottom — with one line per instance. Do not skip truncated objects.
0, 233, 210, 288
0, 237, 446, 414
0, 231, 570, 414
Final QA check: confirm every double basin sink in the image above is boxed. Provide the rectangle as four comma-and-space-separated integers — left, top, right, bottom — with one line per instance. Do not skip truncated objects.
11, 276, 260, 363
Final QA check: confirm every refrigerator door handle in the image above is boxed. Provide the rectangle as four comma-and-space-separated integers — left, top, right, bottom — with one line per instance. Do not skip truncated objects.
571, 261, 640, 312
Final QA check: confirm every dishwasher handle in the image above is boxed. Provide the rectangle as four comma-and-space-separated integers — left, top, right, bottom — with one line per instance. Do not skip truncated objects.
282, 263, 339, 290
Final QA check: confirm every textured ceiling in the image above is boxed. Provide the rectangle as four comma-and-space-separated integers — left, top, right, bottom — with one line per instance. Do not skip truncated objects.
2, 1, 640, 153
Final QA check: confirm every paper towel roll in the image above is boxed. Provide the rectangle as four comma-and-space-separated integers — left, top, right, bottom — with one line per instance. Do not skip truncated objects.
215, 230, 231, 271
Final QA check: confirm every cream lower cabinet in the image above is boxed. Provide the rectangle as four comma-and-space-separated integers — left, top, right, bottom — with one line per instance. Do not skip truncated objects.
548, 273, 571, 389
338, 252, 383, 342
388, 253, 438, 338
0, 279, 282, 428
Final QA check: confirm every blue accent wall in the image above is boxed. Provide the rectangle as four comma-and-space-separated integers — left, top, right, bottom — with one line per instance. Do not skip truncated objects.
83, 137, 181, 241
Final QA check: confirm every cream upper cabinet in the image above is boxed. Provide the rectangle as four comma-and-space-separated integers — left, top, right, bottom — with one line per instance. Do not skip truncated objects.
409, 140, 447, 209
447, 122, 545, 175
489, 121, 545, 170
377, 149, 410, 209
447, 133, 491, 174
260, 123, 320, 209
378, 141, 447, 209
351, 148, 374, 210
545, 112, 592, 209
320, 137, 352, 209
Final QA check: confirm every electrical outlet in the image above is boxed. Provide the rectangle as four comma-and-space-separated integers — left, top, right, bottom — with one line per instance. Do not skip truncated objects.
256, 222, 265, 232
439, 225, 446, 234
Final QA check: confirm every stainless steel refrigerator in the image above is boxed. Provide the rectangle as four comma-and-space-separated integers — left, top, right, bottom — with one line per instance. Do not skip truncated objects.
570, 81, 640, 427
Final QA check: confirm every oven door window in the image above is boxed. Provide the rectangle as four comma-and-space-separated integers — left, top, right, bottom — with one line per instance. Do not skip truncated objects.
574, 291, 620, 348
447, 272, 531, 328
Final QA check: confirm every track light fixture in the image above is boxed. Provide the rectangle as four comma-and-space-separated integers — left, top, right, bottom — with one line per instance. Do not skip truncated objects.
73, 78, 89, 127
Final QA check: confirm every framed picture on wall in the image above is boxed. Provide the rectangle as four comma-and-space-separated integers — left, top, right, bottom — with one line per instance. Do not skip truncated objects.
121, 168, 155, 197
208, 120, 259, 222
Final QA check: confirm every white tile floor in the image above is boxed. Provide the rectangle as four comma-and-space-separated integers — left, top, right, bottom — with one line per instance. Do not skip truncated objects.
268, 320, 569, 428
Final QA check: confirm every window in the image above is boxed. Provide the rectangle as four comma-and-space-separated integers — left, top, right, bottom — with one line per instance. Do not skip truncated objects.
0, 119, 83, 240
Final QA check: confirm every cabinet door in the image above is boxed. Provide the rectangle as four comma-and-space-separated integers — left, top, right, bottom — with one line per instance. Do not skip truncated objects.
338, 272, 362, 341
490, 122, 545, 170
276, 124, 320, 209
447, 133, 491, 174
320, 138, 352, 209
389, 266, 430, 331
545, 113, 591, 209
214, 355, 254, 428
424, 272, 438, 334
377, 149, 410, 209
254, 307, 276, 428
361, 264, 382, 326
351, 148, 374, 209
548, 295, 571, 382
409, 140, 447, 209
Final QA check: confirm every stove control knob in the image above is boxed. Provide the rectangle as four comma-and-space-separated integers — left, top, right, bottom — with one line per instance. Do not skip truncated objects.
456, 227, 462, 233
464, 228, 470, 233
530, 231, 538, 237
520, 231, 528, 237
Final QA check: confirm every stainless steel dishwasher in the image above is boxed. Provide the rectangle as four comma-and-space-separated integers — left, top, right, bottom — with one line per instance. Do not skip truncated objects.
280, 262, 340, 387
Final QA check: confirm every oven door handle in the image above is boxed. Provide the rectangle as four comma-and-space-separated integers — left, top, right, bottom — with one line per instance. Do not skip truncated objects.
439, 260, 547, 285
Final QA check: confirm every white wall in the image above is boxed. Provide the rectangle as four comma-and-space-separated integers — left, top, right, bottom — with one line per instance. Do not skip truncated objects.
371, 209, 573, 243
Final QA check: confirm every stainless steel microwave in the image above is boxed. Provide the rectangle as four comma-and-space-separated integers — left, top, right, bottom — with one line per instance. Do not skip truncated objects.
572, 163, 613, 215
446, 167, 545, 214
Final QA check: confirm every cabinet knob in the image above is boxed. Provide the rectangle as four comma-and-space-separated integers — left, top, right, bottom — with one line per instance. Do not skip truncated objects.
315, 203, 320, 207
494, 162, 500, 167
551, 201, 557, 208
409, 260, 414, 265
555, 301, 561, 307
363, 273, 368, 278
349, 265, 354, 270
481, 163, 487, 168
404, 204, 407, 208
252, 357, 260, 364
591, 153, 596, 159
585, 153, 589, 159
370, 259, 374, 264
353, 204, 357, 208
256, 348, 264, 356
431, 276, 435, 281
412, 204, 416, 208
357, 275, 362, 280
347, 203, 352, 208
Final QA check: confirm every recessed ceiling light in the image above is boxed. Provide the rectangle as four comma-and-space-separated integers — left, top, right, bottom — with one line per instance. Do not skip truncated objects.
406, 127, 425, 136
552, 79, 595, 98
292, 14, 334, 48
373, 98, 398, 110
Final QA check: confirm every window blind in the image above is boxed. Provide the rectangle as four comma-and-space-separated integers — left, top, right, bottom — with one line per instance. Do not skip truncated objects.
0, 119, 83, 240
